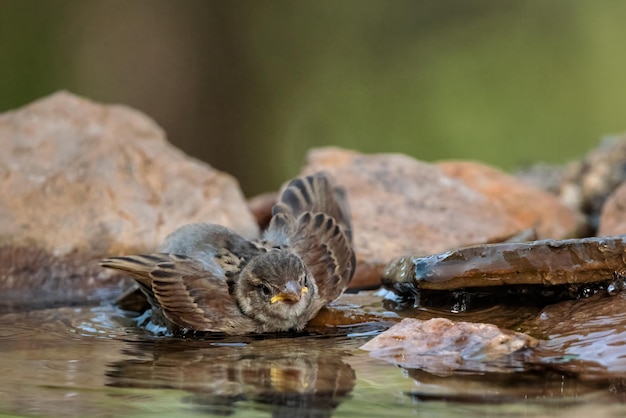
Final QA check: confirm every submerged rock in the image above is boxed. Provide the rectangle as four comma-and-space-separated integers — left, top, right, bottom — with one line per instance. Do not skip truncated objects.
0, 92, 258, 310
360, 317, 537, 375
525, 292, 626, 380
300, 147, 565, 289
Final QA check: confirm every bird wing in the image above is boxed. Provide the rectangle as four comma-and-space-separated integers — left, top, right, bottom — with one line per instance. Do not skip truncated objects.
290, 212, 356, 305
268, 172, 353, 244
101, 253, 257, 334
266, 172, 356, 304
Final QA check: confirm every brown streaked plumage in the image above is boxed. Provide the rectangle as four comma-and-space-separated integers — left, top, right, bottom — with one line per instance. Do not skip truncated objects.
100, 172, 355, 335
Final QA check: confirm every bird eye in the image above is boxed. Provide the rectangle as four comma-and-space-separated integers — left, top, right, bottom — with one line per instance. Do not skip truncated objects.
260, 283, 271, 296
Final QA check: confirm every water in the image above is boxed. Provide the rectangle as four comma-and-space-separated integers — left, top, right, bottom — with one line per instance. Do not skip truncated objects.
1, 293, 626, 418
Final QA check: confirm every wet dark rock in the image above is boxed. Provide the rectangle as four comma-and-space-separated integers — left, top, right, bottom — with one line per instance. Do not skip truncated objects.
307, 291, 400, 332
300, 147, 536, 289
382, 235, 626, 311
0, 92, 258, 310
384, 235, 626, 290
524, 291, 626, 380
360, 317, 537, 375
438, 161, 585, 239
0, 246, 128, 311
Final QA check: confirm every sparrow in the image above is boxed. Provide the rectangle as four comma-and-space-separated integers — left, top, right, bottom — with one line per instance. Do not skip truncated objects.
100, 172, 355, 335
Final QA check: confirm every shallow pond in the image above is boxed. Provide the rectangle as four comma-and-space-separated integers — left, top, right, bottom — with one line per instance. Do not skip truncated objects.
1, 292, 626, 418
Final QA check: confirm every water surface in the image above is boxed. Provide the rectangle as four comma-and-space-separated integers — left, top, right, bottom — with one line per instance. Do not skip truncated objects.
1, 293, 626, 417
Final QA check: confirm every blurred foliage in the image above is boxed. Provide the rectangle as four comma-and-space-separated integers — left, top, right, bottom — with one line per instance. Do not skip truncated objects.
1, 0, 626, 195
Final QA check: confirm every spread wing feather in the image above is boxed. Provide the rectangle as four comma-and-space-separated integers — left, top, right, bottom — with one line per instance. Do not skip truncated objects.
269, 172, 353, 241
291, 212, 355, 305
266, 172, 356, 305
100, 253, 257, 334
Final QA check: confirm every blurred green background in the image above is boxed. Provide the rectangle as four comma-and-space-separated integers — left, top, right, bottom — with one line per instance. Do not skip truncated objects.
1, 0, 625, 196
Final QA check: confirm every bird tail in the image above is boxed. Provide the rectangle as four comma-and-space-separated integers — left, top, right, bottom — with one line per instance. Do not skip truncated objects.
267, 171, 353, 243
100, 254, 165, 287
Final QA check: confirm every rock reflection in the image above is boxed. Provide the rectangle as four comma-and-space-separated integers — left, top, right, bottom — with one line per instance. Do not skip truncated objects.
404, 368, 601, 404
106, 337, 355, 417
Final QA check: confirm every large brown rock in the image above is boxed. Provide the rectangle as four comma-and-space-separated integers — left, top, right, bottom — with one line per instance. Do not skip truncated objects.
438, 161, 585, 239
0, 92, 258, 310
598, 180, 626, 235
301, 148, 537, 289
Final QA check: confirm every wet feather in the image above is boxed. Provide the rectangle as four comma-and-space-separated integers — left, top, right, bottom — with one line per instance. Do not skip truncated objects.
100, 171, 355, 335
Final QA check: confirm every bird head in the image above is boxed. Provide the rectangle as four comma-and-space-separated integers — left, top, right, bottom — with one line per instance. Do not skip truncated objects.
234, 250, 316, 331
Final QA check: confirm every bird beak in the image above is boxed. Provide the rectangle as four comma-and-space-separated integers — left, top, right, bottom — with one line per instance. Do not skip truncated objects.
270, 280, 309, 304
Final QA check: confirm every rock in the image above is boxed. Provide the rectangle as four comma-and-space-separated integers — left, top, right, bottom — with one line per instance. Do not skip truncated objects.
247, 191, 277, 231
517, 136, 626, 234
0, 91, 258, 310
306, 291, 400, 332
383, 235, 626, 291
598, 181, 626, 235
559, 136, 626, 232
0, 246, 127, 311
381, 235, 626, 313
515, 162, 565, 196
360, 317, 537, 375
438, 161, 585, 239
524, 292, 626, 380
300, 147, 550, 289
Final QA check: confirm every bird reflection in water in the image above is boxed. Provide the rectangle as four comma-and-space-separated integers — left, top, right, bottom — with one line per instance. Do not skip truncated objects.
105, 337, 355, 417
